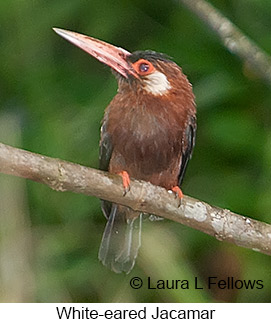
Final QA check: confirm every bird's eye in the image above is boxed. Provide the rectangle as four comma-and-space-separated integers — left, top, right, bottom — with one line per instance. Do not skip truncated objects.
132, 59, 155, 76
139, 63, 150, 73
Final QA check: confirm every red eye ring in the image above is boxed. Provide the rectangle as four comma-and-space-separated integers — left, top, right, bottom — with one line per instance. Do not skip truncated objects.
132, 59, 155, 75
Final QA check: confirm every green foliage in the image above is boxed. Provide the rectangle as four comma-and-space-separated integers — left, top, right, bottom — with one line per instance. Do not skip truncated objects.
1, 0, 271, 302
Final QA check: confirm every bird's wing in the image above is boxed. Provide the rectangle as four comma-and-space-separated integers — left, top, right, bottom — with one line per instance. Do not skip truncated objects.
178, 116, 197, 186
99, 120, 114, 219
99, 121, 113, 172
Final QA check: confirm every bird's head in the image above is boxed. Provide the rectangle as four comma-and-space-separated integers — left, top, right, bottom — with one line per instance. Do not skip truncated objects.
53, 28, 192, 98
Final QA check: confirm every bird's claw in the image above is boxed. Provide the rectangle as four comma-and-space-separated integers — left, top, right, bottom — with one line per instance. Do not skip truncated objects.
171, 186, 184, 207
118, 171, 131, 196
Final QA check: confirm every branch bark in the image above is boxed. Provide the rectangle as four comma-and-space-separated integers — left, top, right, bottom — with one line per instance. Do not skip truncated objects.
179, 0, 271, 86
1, 141, 271, 256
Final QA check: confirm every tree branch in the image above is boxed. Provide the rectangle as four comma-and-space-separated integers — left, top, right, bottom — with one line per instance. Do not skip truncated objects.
1, 141, 271, 255
179, 0, 271, 86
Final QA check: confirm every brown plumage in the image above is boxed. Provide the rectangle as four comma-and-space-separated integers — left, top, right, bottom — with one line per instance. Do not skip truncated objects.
53, 28, 196, 273
105, 59, 195, 188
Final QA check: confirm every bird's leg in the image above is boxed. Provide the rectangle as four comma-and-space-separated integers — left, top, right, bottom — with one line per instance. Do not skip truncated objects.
171, 186, 184, 207
118, 171, 131, 196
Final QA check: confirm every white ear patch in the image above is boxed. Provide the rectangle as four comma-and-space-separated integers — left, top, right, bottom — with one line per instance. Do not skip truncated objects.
143, 70, 171, 95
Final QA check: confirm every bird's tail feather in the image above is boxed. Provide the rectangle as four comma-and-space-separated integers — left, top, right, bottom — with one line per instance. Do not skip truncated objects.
98, 204, 142, 273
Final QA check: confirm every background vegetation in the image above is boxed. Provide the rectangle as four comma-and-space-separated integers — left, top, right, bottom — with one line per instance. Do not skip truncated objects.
0, 0, 271, 302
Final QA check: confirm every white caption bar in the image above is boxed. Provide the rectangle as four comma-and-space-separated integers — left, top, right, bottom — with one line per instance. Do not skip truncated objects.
0, 303, 268, 322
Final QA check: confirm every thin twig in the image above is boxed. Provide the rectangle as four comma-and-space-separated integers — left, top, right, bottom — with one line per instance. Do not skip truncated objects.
0, 141, 271, 255
179, 0, 271, 85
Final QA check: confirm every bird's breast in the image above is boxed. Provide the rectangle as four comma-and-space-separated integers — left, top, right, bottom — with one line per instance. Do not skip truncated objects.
105, 94, 189, 182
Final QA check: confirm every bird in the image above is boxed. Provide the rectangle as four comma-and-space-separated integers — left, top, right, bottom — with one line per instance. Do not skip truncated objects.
53, 28, 196, 273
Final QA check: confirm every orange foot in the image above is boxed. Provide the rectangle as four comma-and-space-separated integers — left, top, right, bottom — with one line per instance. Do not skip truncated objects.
171, 186, 184, 207
118, 171, 131, 196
